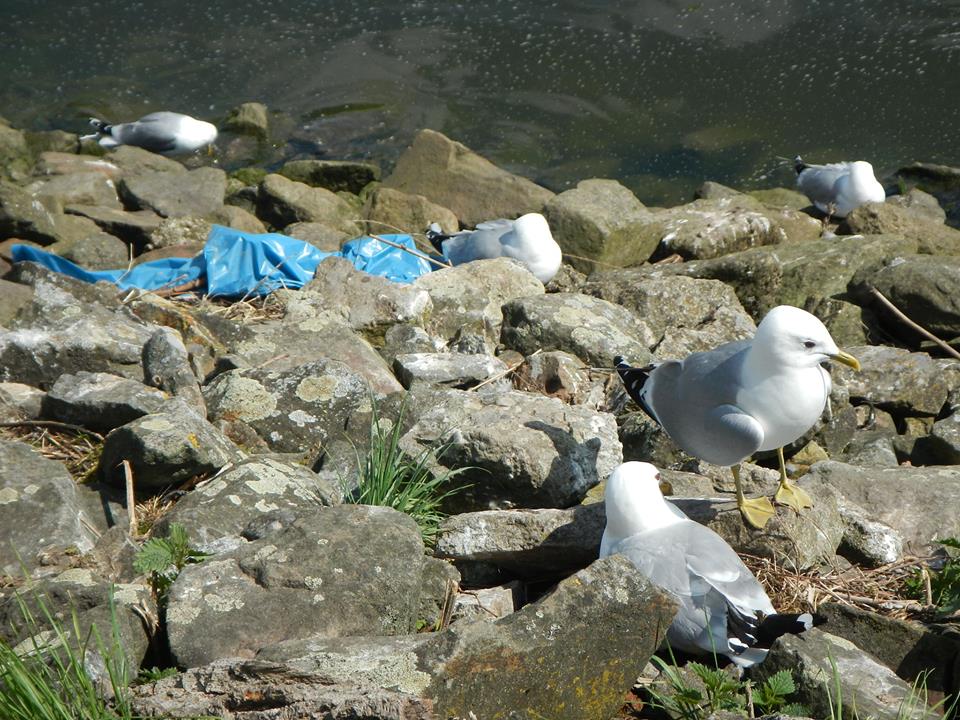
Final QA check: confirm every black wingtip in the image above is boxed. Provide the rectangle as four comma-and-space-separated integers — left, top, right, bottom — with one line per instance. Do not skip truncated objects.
794, 155, 808, 175
88, 117, 112, 134
425, 223, 450, 253
613, 355, 628, 368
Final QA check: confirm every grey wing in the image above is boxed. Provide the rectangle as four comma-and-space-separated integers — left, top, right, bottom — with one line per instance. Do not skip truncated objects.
115, 113, 181, 154
797, 163, 848, 208
648, 341, 764, 466
443, 221, 512, 264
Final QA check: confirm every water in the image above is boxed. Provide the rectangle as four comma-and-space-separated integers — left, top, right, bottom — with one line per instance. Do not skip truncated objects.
2, 0, 958, 206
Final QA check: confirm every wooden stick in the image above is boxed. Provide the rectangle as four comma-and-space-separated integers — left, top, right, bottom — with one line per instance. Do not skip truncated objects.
122, 460, 138, 537
868, 285, 960, 361
0, 420, 104, 440
368, 233, 453, 269
469, 349, 542, 392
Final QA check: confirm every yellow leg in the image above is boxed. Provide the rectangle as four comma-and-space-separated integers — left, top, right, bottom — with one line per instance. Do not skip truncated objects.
773, 447, 813, 512
732, 464, 775, 530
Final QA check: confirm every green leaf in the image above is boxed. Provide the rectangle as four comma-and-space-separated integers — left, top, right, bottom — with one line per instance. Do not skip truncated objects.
133, 537, 175, 575
764, 669, 796, 696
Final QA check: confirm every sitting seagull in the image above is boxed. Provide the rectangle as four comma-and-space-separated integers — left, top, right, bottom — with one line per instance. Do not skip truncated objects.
614, 305, 860, 529
600, 461, 821, 667
425, 212, 562, 283
794, 156, 886, 218
80, 112, 218, 156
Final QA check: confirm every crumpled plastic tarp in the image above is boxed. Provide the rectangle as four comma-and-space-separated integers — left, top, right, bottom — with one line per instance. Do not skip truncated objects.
10, 224, 433, 297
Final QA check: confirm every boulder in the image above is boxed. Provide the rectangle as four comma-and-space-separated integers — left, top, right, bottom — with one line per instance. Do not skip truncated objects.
153, 456, 340, 549
256, 173, 360, 233
832, 345, 951, 416
0, 121, 31, 180
0, 440, 99, 574
542, 179, 657, 273
118, 167, 227, 218
48, 230, 129, 270
886, 188, 948, 223
516, 350, 607, 406
0, 183, 105, 245
106, 145, 187, 175
383, 129, 554, 227
0, 381, 44, 420
33, 152, 121, 179
283, 221, 349, 251
362, 186, 459, 235
223, 102, 269, 137
165, 505, 428, 667
866, 255, 960, 340
840, 201, 960, 255
148, 215, 211, 249
206, 205, 267, 234
41, 371, 169, 433
280, 159, 380, 194
400, 386, 622, 511
893, 161, 960, 228
393, 352, 508, 390
500, 292, 655, 368
926, 411, 960, 464
0, 278, 33, 326
27, 171, 122, 209
64, 204, 162, 252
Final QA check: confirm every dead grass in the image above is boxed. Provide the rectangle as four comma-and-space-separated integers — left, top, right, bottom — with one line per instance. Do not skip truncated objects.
743, 552, 935, 621
196, 292, 286, 322
0, 424, 102, 482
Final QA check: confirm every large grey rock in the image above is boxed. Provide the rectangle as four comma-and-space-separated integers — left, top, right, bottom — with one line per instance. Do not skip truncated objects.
33, 152, 121, 179
203, 359, 370, 455
147, 215, 211, 249
99, 406, 240, 491
401, 386, 622, 511
383, 129, 554, 227
106, 145, 187, 176
153, 456, 339, 549
583, 274, 756, 357
362, 185, 459, 235
835, 496, 904, 567
893, 161, 960, 228
886, 188, 948, 223
41, 371, 169, 433
841, 201, 960, 255
749, 629, 932, 720
64, 204, 162, 251
280, 159, 380, 194
256, 173, 360, 233
832, 345, 951, 416
27, 171, 122, 209
867, 255, 960, 339
542, 179, 657, 273
119, 167, 226, 219
0, 440, 99, 574
223, 102, 269, 137
0, 381, 44, 420
414, 257, 544, 351
48, 229, 129, 270
515, 350, 607, 406
0, 183, 104, 245
282, 221, 349, 251
500, 292, 655, 368
165, 505, 427, 667
393, 352, 508, 390
805, 461, 960, 551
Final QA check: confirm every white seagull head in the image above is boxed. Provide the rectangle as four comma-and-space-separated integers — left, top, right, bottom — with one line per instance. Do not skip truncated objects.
752, 305, 861, 371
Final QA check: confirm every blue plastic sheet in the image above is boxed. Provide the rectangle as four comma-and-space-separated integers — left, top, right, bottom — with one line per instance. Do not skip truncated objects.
10, 225, 433, 297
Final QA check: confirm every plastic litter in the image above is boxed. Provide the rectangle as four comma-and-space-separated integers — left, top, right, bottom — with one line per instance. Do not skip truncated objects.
10, 225, 432, 297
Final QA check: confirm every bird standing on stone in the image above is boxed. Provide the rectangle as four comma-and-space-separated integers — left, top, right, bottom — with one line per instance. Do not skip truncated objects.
80, 111, 218, 156
426, 212, 562, 283
614, 305, 860, 529
794, 156, 886, 219
600, 461, 822, 667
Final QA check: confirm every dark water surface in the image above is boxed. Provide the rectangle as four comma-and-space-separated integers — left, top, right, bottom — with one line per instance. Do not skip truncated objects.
2, 0, 959, 205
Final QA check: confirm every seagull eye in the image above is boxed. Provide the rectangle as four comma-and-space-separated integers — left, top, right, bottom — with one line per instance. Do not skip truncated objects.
803, 341, 816, 349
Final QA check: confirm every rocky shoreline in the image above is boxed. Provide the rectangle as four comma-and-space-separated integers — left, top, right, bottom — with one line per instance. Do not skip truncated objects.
1, 108, 960, 719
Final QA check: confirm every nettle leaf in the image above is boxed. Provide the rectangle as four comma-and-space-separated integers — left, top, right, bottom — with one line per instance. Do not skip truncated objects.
765, 669, 796, 696
133, 538, 175, 575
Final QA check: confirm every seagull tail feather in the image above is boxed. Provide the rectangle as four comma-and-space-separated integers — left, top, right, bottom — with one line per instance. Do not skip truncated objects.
794, 155, 809, 175
613, 356, 660, 424
425, 222, 451, 253
754, 611, 825, 647
87, 117, 113, 135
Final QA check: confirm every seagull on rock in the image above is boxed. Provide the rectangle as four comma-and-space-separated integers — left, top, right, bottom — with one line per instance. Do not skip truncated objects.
80, 111, 218, 156
600, 461, 822, 667
426, 212, 562, 283
614, 305, 860, 529
794, 156, 886, 218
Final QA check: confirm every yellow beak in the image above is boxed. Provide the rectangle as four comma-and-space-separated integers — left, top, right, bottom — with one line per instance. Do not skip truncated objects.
658, 480, 674, 496
831, 350, 861, 372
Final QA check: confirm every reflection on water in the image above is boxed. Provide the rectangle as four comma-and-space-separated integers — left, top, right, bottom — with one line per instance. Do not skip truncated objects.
1, 0, 958, 205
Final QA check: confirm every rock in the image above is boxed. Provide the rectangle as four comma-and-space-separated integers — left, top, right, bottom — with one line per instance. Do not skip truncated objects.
835, 496, 904, 566
393, 352, 508, 390
41, 371, 169, 433
886, 188, 947, 223
203, 358, 371, 455
840, 201, 960, 255
48, 230, 129, 270
926, 411, 960, 464
500, 292, 655, 368
414, 257, 544, 351
746, 186, 812, 208
142, 326, 205, 412
148, 215, 211, 249
832, 345, 950, 416
280, 159, 380, 194
362, 186, 458, 235
805, 461, 960, 551
0, 278, 33, 326
0, 439, 99, 574
24, 130, 79, 156
515, 350, 607, 406
0, 381, 44, 420
256, 173, 360, 233
695, 181, 741, 200
383, 129, 554, 227
153, 456, 339, 549
583, 274, 756, 357
417, 556, 461, 630
0, 121, 31, 180
893, 161, 960, 228
65, 204, 162, 252
542, 179, 657, 273
380, 324, 441, 364
451, 584, 517, 622
840, 430, 900, 467
223, 102, 269, 137
400, 385, 622, 511
27, 171, 122, 209
280, 221, 348, 251
165, 505, 427, 667
866, 255, 960, 340
748, 629, 932, 720
206, 205, 266, 234
435, 503, 605, 577
118, 167, 226, 219
98, 405, 240, 491
0, 182, 103, 245
33, 152, 121, 179
106, 145, 187, 175
289, 256, 432, 339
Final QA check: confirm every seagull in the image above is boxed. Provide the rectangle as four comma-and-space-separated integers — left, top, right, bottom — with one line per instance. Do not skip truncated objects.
794, 156, 886, 219
80, 112, 218, 156
425, 212, 562, 283
600, 461, 822, 666
614, 305, 860, 529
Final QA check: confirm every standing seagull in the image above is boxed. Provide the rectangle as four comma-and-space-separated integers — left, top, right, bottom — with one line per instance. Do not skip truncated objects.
600, 461, 821, 667
80, 112, 218, 156
614, 305, 860, 529
426, 212, 562, 284
794, 156, 886, 218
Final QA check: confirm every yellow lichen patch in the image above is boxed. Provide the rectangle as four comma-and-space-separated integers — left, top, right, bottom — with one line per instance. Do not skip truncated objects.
212, 376, 277, 421
186, 433, 200, 448
296, 375, 340, 403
